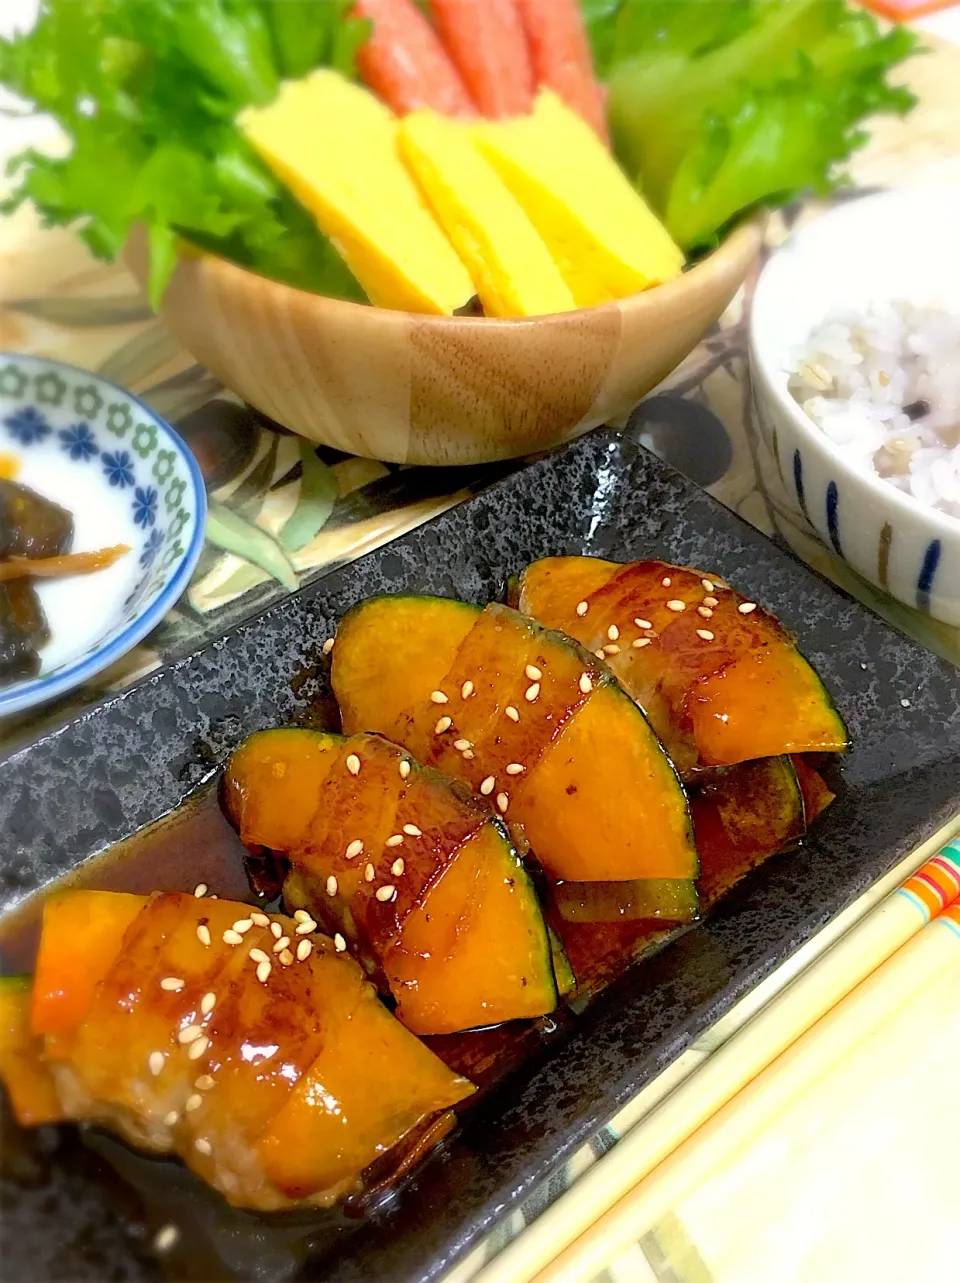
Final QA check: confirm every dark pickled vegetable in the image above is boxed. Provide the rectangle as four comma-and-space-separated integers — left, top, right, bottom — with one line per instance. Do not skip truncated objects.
0, 478, 74, 559
0, 479, 76, 687
0, 579, 49, 684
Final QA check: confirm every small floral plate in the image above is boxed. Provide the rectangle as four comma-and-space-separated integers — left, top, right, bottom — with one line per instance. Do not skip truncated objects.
0, 353, 206, 717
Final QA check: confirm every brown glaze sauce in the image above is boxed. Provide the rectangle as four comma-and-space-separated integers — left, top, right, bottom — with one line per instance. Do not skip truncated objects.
0, 789, 253, 976
0, 756, 833, 1280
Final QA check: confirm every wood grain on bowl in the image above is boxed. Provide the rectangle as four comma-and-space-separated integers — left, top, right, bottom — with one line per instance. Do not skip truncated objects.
126, 220, 762, 466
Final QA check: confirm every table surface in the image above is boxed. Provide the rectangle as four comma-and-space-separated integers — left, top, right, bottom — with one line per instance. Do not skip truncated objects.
1, 10, 959, 1283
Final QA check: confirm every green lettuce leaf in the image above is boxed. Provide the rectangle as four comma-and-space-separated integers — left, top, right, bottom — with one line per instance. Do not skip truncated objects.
600, 0, 919, 248
259, 0, 369, 81
0, 0, 367, 306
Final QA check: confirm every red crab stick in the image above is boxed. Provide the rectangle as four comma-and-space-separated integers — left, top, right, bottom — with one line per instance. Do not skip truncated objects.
514, 0, 608, 140
353, 0, 476, 116
429, 0, 535, 118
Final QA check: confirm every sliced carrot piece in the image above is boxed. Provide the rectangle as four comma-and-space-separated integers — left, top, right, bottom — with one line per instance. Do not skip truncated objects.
429, 0, 534, 118
514, 0, 608, 139
0, 545, 129, 582
353, 0, 476, 116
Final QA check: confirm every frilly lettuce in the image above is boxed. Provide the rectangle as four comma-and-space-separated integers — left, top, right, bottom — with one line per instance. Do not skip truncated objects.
587, 0, 919, 248
0, 0, 368, 306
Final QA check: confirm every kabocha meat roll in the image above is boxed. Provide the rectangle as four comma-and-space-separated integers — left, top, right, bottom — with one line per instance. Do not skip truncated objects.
331, 598, 698, 890
517, 557, 849, 774
2, 890, 474, 1211
225, 729, 559, 1035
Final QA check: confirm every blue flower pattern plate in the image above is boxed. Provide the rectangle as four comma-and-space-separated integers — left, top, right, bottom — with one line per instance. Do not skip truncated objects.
0, 353, 206, 717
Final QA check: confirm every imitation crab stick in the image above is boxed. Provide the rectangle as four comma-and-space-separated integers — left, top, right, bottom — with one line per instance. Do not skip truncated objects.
514, 0, 608, 140
428, 0, 534, 118
353, 0, 476, 116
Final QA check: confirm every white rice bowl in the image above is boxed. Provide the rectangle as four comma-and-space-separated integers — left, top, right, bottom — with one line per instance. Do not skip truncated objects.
788, 300, 960, 520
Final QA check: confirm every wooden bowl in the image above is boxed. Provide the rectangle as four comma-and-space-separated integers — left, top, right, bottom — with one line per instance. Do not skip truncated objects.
132, 219, 763, 466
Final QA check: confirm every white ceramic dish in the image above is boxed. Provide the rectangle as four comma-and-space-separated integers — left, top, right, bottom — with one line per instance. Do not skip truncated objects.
0, 353, 206, 716
749, 185, 960, 627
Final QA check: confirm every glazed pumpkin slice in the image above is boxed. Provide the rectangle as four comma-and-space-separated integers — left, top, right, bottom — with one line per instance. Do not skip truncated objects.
333, 598, 697, 886
703, 757, 806, 854
224, 728, 341, 853
692, 757, 806, 906
512, 678, 696, 881
257, 982, 475, 1202
688, 599, 848, 770
791, 755, 837, 825
514, 555, 619, 640
386, 818, 557, 1033
64, 893, 263, 1121
0, 976, 63, 1126
552, 878, 699, 924
333, 595, 477, 745
226, 729, 559, 1034
31, 889, 146, 1046
519, 557, 849, 771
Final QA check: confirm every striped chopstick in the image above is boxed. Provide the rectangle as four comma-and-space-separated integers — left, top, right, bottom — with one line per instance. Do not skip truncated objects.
476, 830, 960, 1283
535, 889, 960, 1283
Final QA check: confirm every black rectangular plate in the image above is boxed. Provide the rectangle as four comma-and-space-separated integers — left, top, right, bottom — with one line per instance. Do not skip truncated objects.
2, 428, 959, 1283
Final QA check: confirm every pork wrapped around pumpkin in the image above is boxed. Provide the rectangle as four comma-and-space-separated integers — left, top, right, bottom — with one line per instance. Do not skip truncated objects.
225, 729, 561, 1035
517, 557, 848, 775
0, 889, 473, 1211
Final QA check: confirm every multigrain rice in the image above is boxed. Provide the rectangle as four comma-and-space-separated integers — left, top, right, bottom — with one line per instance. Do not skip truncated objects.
788, 300, 960, 519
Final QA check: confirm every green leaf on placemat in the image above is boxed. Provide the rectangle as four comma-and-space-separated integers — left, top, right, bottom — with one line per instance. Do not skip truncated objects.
97, 322, 184, 388
279, 443, 339, 553
205, 500, 298, 591
4, 296, 153, 327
